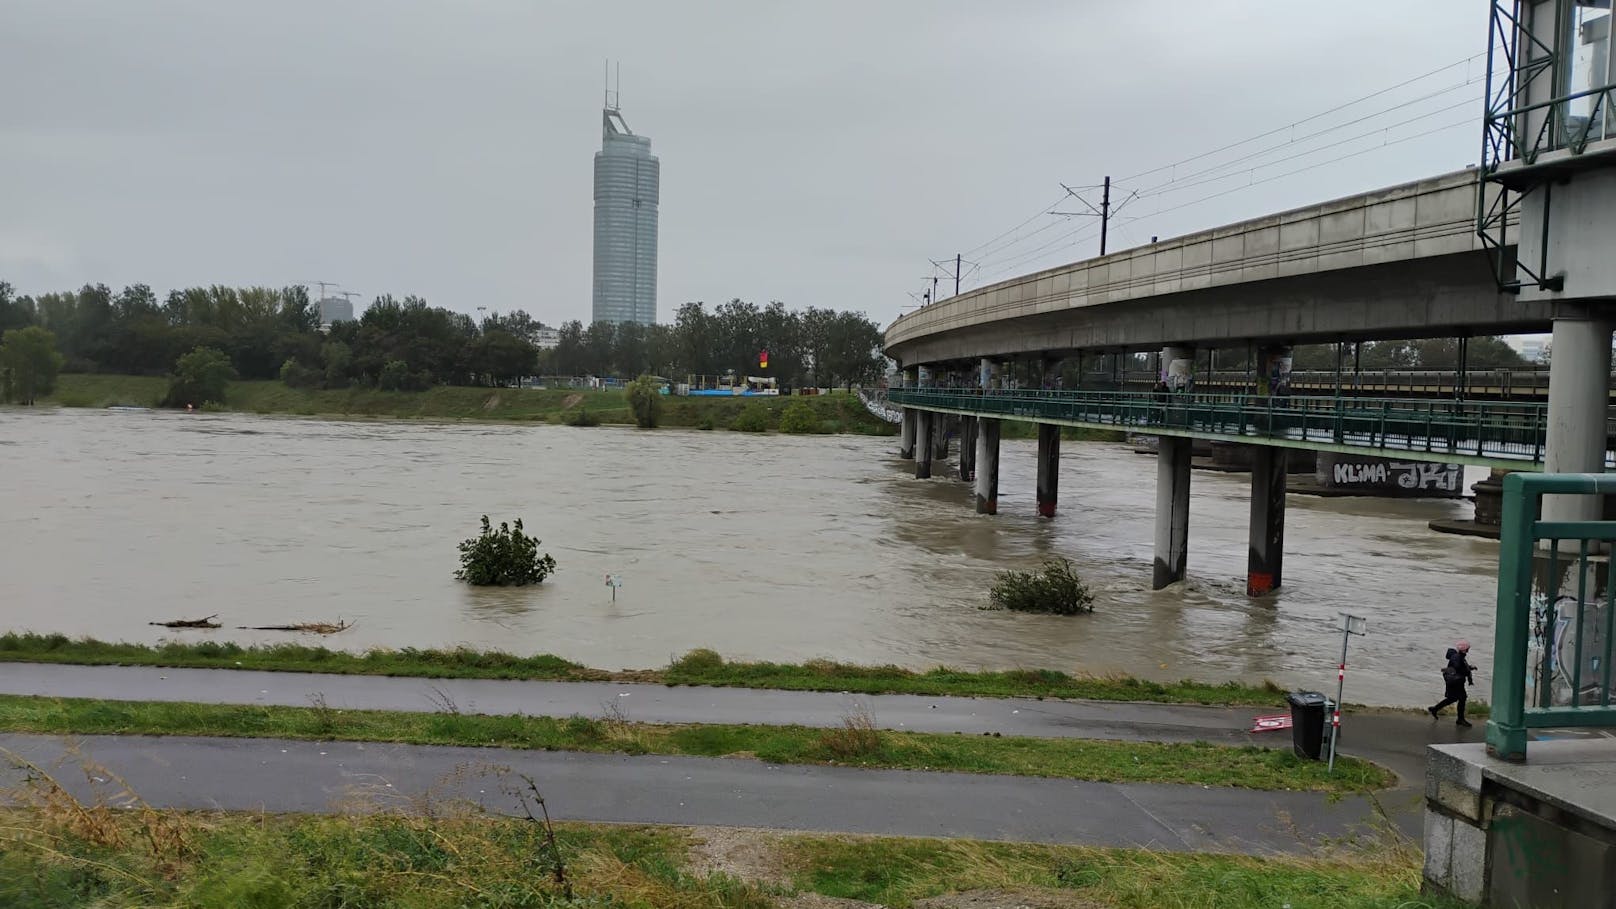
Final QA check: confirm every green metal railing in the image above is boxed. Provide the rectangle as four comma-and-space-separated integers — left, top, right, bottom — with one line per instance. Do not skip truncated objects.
887, 387, 1563, 465
1487, 473, 1616, 761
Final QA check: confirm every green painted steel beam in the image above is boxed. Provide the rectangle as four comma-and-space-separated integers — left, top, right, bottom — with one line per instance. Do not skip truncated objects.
1521, 707, 1616, 727
886, 388, 1560, 470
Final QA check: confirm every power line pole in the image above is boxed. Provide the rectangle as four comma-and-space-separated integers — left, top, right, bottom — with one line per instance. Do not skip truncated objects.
955, 253, 962, 296
1099, 176, 1111, 256
1054, 176, 1132, 258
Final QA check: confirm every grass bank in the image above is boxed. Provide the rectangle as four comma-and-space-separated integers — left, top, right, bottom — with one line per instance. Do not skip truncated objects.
0, 694, 1391, 792
0, 635, 1293, 708
0, 806, 1461, 909
45, 373, 901, 434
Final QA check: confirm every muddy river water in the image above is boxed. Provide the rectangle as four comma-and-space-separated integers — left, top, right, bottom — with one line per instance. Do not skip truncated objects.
0, 407, 1500, 705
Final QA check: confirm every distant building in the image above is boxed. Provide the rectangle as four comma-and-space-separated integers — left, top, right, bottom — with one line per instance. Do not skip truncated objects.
534, 325, 561, 350
1513, 337, 1549, 364
317, 296, 354, 331
592, 96, 659, 326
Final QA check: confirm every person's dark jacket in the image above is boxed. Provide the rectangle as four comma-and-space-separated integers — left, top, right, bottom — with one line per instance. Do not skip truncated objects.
1443, 648, 1474, 693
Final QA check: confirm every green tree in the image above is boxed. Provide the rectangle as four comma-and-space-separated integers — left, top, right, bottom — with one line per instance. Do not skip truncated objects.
0, 326, 65, 404
165, 346, 236, 407
625, 374, 663, 428
378, 359, 414, 391
0, 282, 38, 334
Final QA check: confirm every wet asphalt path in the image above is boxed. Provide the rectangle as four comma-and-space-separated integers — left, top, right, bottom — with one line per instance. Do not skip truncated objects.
0, 662, 1470, 781
0, 661, 1485, 839
0, 732, 1381, 852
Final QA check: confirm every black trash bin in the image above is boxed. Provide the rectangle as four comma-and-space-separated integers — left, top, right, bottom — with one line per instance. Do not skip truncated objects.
1285, 691, 1328, 760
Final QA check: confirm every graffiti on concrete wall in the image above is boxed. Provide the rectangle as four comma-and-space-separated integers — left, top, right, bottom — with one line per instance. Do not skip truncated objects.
1330, 460, 1462, 492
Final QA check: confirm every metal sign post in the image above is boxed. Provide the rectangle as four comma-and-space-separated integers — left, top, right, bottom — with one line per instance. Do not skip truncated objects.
1328, 613, 1368, 773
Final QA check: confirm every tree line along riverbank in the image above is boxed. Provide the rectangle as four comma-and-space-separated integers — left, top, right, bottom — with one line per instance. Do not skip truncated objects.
36, 373, 1128, 441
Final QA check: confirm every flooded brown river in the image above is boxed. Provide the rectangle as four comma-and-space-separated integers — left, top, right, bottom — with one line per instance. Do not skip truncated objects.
0, 407, 1500, 705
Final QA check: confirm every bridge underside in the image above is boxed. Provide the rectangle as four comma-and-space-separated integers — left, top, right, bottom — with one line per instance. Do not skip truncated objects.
888, 253, 1551, 366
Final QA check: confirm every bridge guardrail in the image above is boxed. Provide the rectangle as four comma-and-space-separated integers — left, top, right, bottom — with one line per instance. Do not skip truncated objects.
887, 387, 1564, 465
1487, 473, 1616, 761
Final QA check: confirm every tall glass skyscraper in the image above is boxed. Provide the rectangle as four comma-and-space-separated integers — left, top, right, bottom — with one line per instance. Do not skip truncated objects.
592, 103, 659, 325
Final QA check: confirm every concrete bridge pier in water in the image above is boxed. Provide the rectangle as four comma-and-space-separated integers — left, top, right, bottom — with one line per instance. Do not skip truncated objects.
897, 346, 1301, 597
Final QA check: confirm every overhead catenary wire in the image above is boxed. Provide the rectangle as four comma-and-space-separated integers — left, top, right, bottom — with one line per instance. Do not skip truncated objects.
1130, 81, 1484, 198
1134, 95, 1483, 201
965, 74, 1473, 273
969, 118, 1473, 288
933, 50, 1498, 297
1110, 117, 1478, 230
1113, 51, 1491, 185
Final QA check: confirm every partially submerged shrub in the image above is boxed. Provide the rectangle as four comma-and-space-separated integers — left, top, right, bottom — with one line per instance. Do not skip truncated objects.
990, 558, 1094, 615
455, 516, 556, 586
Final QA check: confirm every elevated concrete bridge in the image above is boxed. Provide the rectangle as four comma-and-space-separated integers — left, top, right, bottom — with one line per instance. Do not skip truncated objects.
886, 169, 1548, 366
881, 167, 1613, 601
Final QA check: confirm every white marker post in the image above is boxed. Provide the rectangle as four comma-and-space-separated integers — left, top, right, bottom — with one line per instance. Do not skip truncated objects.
604, 574, 623, 603
1329, 613, 1368, 773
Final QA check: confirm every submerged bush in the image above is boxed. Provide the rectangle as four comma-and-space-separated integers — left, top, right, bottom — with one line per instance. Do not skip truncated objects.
455, 516, 556, 586
990, 558, 1094, 615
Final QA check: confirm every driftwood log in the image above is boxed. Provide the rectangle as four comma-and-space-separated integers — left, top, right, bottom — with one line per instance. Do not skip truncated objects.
236, 619, 353, 635
149, 614, 221, 629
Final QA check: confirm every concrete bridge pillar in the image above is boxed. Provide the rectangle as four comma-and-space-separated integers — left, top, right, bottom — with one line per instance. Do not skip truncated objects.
975, 418, 1001, 514
1153, 436, 1192, 589
915, 411, 933, 479
1543, 310, 1613, 528
931, 413, 950, 462
959, 416, 977, 481
1160, 346, 1196, 393
1036, 423, 1060, 518
1246, 445, 1286, 596
1256, 344, 1294, 398
898, 366, 918, 459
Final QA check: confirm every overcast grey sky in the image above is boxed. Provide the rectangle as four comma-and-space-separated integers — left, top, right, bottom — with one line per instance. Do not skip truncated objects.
2, 1, 1486, 329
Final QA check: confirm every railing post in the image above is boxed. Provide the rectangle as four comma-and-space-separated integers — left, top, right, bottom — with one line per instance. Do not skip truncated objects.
1487, 473, 1534, 763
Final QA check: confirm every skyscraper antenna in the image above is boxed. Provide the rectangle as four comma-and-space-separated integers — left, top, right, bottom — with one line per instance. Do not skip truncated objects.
604, 58, 621, 112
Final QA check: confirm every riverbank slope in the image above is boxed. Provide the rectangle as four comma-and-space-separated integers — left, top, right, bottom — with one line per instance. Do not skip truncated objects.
45, 374, 902, 433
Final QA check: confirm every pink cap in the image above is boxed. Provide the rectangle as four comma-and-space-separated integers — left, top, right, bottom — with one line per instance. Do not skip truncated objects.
1456, 640, 1471, 652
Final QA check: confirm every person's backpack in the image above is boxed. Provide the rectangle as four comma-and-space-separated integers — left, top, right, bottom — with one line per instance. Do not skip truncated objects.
1442, 647, 1460, 684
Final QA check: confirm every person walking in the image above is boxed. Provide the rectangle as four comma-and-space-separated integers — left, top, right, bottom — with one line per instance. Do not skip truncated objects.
1429, 640, 1476, 727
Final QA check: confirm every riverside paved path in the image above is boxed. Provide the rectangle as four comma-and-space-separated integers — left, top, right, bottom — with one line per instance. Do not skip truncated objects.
0, 661, 1481, 839
0, 662, 1473, 781
0, 732, 1381, 852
